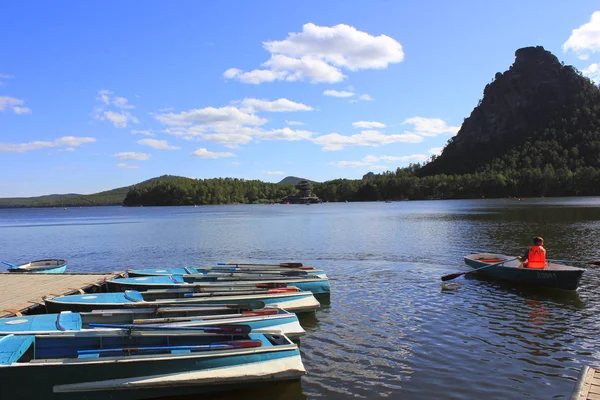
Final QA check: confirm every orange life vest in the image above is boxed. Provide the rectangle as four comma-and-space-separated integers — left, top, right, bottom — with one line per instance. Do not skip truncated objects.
526, 245, 546, 269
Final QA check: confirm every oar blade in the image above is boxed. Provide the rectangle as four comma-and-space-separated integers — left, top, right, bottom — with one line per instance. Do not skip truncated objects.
441, 272, 464, 282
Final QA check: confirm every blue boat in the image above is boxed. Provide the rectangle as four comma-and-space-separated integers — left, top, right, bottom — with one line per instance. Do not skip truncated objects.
464, 253, 585, 290
3, 259, 67, 273
0, 330, 305, 399
0, 307, 306, 339
45, 288, 321, 314
107, 275, 331, 296
127, 266, 327, 279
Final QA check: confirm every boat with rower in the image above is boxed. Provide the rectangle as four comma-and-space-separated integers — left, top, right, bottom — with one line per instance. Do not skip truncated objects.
0, 307, 306, 339
3, 259, 67, 274
0, 329, 305, 399
106, 275, 331, 296
464, 253, 585, 290
45, 287, 321, 314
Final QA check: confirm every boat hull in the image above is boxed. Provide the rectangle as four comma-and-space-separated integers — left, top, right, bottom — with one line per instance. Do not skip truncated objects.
7, 259, 67, 274
45, 291, 321, 315
464, 253, 584, 290
0, 310, 306, 339
107, 275, 331, 296
0, 333, 305, 400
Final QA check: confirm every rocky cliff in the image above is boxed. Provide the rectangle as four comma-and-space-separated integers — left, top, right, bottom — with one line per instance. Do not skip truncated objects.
419, 46, 600, 176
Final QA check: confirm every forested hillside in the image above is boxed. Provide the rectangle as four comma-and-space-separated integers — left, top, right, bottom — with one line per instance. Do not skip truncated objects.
123, 175, 296, 206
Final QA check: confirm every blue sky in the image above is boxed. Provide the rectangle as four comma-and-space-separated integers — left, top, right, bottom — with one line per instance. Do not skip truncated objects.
1, 1, 599, 197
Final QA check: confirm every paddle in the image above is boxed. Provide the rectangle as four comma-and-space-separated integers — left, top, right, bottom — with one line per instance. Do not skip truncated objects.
547, 259, 600, 266
77, 339, 262, 355
441, 257, 519, 282
2, 261, 19, 269
218, 262, 304, 268
88, 322, 252, 334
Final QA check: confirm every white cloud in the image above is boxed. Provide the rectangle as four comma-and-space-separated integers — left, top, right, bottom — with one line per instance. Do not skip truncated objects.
330, 154, 427, 168
137, 138, 180, 150
116, 163, 140, 169
563, 11, 600, 56
262, 170, 285, 175
112, 96, 135, 109
156, 106, 266, 128
428, 147, 444, 156
157, 100, 315, 147
0, 96, 31, 114
352, 121, 386, 129
113, 152, 152, 161
158, 107, 174, 112
0, 73, 14, 85
579, 54, 590, 61
350, 93, 374, 103
255, 127, 314, 141
402, 117, 460, 136
224, 23, 404, 84
231, 161, 243, 165
313, 130, 423, 151
324, 89, 354, 97
239, 98, 313, 112
286, 120, 304, 126
582, 63, 600, 83
0, 136, 95, 153
12, 106, 32, 114
191, 148, 235, 158
130, 129, 156, 137
93, 90, 138, 128
200, 132, 254, 147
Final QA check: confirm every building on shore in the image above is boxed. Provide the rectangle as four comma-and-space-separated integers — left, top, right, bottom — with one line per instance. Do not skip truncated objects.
281, 180, 321, 204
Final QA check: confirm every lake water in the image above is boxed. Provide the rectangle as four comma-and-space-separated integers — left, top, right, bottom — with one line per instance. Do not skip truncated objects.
1, 198, 599, 399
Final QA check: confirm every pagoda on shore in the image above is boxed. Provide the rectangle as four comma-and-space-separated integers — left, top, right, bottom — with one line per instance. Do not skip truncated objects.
282, 180, 321, 204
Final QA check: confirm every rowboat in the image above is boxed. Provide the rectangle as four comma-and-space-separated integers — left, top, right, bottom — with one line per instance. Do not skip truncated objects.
0, 330, 305, 399
3, 259, 67, 274
0, 307, 306, 339
45, 288, 321, 314
106, 275, 331, 296
464, 253, 585, 290
127, 266, 327, 279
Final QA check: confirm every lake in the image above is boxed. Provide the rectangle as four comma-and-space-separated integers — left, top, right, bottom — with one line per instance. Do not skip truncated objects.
1, 198, 599, 399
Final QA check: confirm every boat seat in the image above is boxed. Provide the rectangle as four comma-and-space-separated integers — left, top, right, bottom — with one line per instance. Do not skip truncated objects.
171, 349, 191, 354
169, 275, 186, 284
78, 353, 100, 358
184, 267, 198, 275
0, 335, 35, 365
56, 311, 83, 331
124, 290, 144, 302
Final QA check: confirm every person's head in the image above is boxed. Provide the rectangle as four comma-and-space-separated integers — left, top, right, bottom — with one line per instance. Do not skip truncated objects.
533, 236, 544, 246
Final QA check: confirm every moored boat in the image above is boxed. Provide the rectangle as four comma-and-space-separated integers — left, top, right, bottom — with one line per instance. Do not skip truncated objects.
464, 253, 585, 290
3, 259, 67, 274
0, 330, 305, 399
45, 288, 321, 314
106, 275, 331, 296
127, 266, 327, 279
0, 307, 306, 339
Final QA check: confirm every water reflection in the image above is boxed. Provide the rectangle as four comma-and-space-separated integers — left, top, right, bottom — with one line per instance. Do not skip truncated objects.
153, 381, 306, 400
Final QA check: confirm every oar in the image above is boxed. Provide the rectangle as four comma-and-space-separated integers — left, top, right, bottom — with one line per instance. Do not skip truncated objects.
218, 262, 304, 268
88, 323, 251, 334
441, 257, 519, 282
547, 259, 600, 266
77, 339, 262, 355
133, 309, 278, 324
2, 261, 19, 269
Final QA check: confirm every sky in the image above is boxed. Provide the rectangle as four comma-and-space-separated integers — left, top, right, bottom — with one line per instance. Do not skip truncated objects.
1, 1, 599, 197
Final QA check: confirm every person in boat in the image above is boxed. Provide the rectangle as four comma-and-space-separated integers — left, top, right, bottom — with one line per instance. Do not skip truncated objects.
518, 236, 547, 269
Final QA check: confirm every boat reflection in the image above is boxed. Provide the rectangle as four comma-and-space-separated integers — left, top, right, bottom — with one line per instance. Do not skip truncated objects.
152, 380, 306, 400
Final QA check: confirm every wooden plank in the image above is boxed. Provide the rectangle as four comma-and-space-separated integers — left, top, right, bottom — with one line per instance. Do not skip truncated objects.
588, 392, 600, 400
0, 272, 121, 317
590, 385, 600, 395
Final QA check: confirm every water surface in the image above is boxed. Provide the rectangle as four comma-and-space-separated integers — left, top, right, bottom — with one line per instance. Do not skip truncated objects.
1, 198, 599, 399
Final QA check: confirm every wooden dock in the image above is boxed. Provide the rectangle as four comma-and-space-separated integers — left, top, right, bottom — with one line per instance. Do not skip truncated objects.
572, 366, 600, 400
0, 272, 123, 317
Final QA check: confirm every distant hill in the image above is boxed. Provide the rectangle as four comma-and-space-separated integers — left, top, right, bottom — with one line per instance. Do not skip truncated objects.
277, 176, 316, 185
419, 46, 600, 177
0, 187, 130, 208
